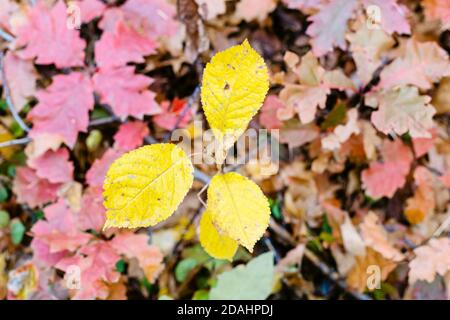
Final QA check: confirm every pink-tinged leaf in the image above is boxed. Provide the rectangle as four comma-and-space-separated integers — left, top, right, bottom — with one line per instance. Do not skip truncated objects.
3, 51, 37, 111
379, 39, 450, 90
409, 238, 450, 284
153, 98, 193, 130
362, 0, 410, 35
306, 0, 358, 56
76, 0, 106, 23
121, 0, 178, 38
86, 149, 123, 188
78, 187, 106, 231
56, 241, 120, 299
31, 199, 92, 253
28, 148, 74, 184
370, 86, 435, 138
95, 19, 157, 69
413, 128, 437, 158
259, 95, 285, 129
114, 121, 149, 151
28, 72, 94, 148
282, 0, 321, 10
111, 232, 163, 282
362, 139, 413, 198
14, 1, 85, 68
31, 239, 69, 267
439, 172, 450, 188
12, 167, 60, 208
93, 66, 161, 119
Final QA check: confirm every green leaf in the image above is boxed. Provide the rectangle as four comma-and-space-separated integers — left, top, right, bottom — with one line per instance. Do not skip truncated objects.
175, 258, 198, 282
0, 186, 8, 202
115, 259, 126, 273
321, 103, 347, 129
192, 290, 209, 300
269, 198, 282, 220
0, 210, 10, 228
209, 252, 274, 300
10, 219, 25, 245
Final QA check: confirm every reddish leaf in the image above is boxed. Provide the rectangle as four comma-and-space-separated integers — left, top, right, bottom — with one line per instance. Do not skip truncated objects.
362, 139, 413, 198
12, 167, 60, 208
95, 19, 157, 69
114, 121, 149, 151
78, 187, 106, 232
259, 95, 285, 129
31, 199, 92, 253
28, 72, 94, 148
86, 149, 123, 188
93, 66, 161, 119
76, 0, 106, 23
3, 51, 37, 111
56, 241, 120, 299
15, 1, 85, 68
28, 148, 74, 184
153, 98, 193, 130
111, 232, 163, 282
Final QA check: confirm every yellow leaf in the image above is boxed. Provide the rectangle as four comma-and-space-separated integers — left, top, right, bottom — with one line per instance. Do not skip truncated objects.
207, 172, 270, 251
201, 39, 269, 164
199, 209, 238, 261
103, 143, 194, 229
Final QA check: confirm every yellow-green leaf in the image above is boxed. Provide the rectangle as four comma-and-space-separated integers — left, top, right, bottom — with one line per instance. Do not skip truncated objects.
199, 209, 238, 261
103, 143, 194, 229
201, 39, 269, 164
207, 172, 270, 252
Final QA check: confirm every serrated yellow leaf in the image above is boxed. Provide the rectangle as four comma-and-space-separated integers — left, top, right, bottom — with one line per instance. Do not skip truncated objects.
103, 143, 194, 229
207, 172, 270, 252
201, 39, 269, 164
199, 209, 238, 261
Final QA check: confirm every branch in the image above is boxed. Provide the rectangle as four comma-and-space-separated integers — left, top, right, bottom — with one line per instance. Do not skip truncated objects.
0, 137, 31, 148
269, 218, 372, 300
0, 29, 13, 42
0, 51, 31, 133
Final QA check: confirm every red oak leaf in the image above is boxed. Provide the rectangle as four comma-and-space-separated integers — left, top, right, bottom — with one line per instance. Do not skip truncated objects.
12, 166, 60, 208
86, 148, 123, 188
15, 1, 86, 68
362, 139, 413, 198
95, 19, 157, 69
56, 241, 120, 299
153, 98, 193, 130
28, 72, 94, 148
28, 148, 74, 184
114, 121, 149, 151
93, 66, 160, 119
111, 232, 163, 282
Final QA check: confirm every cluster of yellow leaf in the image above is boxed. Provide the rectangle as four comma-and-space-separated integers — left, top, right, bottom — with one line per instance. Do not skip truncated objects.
102, 40, 270, 261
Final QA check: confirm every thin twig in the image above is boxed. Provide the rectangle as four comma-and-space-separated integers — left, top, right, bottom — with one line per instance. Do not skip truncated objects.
88, 115, 120, 127
0, 51, 31, 133
0, 137, 31, 148
269, 218, 372, 300
0, 29, 13, 42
